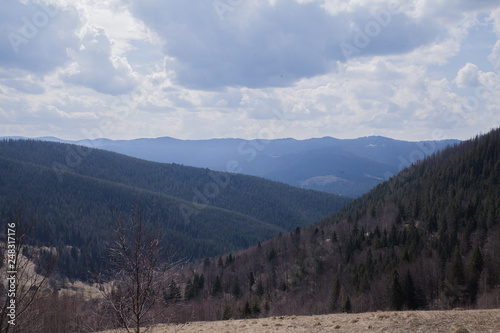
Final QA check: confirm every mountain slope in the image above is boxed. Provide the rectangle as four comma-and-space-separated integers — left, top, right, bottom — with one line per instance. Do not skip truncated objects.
174, 128, 500, 320
0, 139, 350, 280
39, 136, 458, 197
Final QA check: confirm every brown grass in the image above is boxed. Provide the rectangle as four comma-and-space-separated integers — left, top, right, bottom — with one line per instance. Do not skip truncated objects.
99, 309, 500, 333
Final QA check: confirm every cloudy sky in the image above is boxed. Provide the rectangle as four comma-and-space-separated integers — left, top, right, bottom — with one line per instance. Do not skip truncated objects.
1, 0, 500, 141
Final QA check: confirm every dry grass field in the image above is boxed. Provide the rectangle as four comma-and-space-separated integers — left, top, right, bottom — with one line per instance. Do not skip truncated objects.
100, 309, 500, 333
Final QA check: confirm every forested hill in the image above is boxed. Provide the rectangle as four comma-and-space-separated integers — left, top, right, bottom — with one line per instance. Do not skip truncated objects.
0, 139, 350, 280
176, 128, 500, 320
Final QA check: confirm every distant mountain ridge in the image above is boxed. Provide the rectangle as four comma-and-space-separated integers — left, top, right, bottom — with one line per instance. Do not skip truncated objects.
25, 135, 459, 197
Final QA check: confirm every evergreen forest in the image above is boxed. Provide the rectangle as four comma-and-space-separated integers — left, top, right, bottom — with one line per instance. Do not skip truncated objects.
0, 139, 350, 281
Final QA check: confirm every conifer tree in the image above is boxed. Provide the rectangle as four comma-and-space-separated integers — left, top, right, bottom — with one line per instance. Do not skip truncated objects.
212, 276, 222, 296
232, 277, 241, 299
467, 246, 483, 304
164, 280, 181, 303
251, 299, 261, 316
342, 296, 352, 313
450, 248, 465, 285
184, 279, 194, 301
242, 300, 251, 317
402, 270, 418, 310
330, 273, 341, 312
255, 280, 265, 297
222, 306, 232, 320
249, 271, 255, 290
390, 271, 404, 311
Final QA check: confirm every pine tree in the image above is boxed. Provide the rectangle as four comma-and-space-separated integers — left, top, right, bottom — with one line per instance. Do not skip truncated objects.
242, 300, 252, 317
330, 273, 341, 312
251, 299, 261, 316
390, 270, 404, 311
249, 271, 255, 290
222, 306, 232, 320
402, 270, 418, 310
164, 280, 181, 303
467, 246, 483, 304
255, 279, 264, 297
450, 248, 465, 285
232, 276, 241, 299
212, 275, 222, 296
268, 248, 277, 261
342, 296, 352, 313
184, 279, 195, 301
203, 257, 210, 266
469, 246, 483, 276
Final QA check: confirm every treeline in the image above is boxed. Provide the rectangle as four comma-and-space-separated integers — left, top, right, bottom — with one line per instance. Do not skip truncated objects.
170, 127, 500, 320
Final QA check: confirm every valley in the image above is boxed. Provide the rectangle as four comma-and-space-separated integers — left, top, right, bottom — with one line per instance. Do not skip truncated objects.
0, 128, 499, 332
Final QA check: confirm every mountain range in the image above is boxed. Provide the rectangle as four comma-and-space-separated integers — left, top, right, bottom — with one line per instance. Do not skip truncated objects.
169, 127, 500, 320
0, 139, 349, 280
29, 136, 458, 197
1, 128, 498, 331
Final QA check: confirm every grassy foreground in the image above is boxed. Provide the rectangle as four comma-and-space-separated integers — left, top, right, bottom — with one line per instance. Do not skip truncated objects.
100, 309, 500, 333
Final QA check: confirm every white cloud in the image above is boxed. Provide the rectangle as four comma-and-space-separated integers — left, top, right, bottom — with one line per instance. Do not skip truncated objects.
456, 63, 481, 88
489, 40, 500, 72
62, 27, 137, 95
1, 78, 45, 94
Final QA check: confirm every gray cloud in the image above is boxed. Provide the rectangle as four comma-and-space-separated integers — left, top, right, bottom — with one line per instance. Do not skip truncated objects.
127, 0, 442, 90
0, 1, 81, 75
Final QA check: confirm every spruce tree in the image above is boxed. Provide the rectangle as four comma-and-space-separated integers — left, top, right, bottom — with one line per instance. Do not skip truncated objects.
402, 270, 418, 310
249, 271, 255, 290
467, 246, 483, 304
184, 279, 194, 301
243, 300, 251, 317
330, 273, 341, 312
450, 248, 465, 285
251, 299, 261, 316
222, 306, 232, 320
342, 296, 352, 313
390, 270, 404, 311
212, 276, 222, 296
255, 279, 265, 297
232, 276, 241, 299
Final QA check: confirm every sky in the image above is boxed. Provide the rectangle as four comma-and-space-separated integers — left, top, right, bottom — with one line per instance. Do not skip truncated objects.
1, 0, 500, 142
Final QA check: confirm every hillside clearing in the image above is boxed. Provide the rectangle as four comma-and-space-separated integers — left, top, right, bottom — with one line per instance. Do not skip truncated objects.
99, 309, 500, 333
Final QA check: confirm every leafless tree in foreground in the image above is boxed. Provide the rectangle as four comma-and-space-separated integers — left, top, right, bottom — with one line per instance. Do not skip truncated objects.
0, 207, 57, 333
98, 203, 176, 333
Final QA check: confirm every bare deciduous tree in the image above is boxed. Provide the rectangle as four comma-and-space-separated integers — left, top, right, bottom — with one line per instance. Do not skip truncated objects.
98, 203, 175, 333
0, 207, 56, 333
